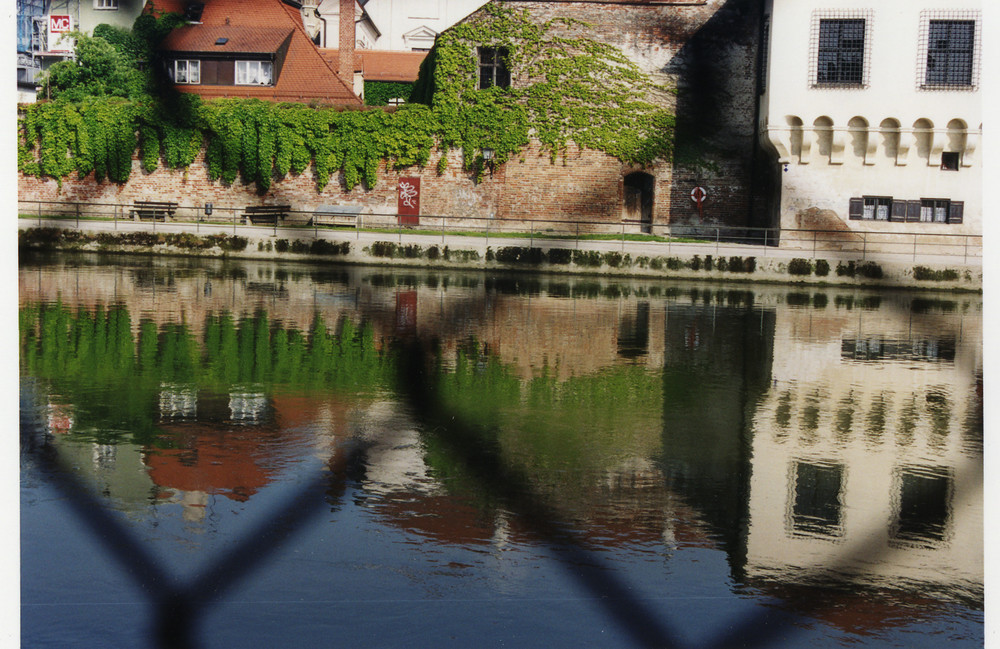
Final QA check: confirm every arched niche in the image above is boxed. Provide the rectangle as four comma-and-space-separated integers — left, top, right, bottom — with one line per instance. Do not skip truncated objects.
879, 118, 901, 161
788, 116, 804, 161
913, 118, 934, 161
946, 119, 968, 159
813, 116, 834, 161
848, 116, 869, 161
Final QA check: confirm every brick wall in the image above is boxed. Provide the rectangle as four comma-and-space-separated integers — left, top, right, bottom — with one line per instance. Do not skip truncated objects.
18, 0, 766, 231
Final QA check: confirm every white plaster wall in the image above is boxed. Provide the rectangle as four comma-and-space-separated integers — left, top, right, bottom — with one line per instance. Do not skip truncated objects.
362, 0, 489, 51
761, 0, 982, 236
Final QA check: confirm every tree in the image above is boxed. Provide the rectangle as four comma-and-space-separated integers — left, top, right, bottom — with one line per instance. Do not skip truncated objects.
40, 32, 148, 101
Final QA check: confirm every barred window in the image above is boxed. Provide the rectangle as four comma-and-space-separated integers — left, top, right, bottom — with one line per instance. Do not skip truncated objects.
478, 47, 510, 89
918, 11, 980, 90
926, 20, 974, 86
817, 19, 865, 85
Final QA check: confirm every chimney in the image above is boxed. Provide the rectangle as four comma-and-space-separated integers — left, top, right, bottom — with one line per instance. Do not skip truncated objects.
338, 0, 355, 83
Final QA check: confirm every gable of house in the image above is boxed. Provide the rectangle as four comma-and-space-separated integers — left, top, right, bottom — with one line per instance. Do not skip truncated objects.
154, 0, 360, 104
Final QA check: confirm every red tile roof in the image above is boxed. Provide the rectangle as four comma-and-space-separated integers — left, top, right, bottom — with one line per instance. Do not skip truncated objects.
358, 50, 428, 83
163, 25, 293, 54
152, 0, 360, 105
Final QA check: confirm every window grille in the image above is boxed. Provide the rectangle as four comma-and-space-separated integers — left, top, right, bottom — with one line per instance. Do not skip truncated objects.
918, 11, 980, 90
478, 47, 510, 89
94, 0, 118, 9
809, 10, 871, 88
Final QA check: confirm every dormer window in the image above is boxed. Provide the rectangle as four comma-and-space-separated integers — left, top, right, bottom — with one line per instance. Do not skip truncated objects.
173, 59, 200, 84
236, 60, 273, 85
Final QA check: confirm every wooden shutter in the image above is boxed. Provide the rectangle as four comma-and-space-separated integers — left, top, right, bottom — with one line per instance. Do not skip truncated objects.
905, 200, 921, 222
890, 200, 906, 222
947, 201, 964, 224
848, 197, 863, 220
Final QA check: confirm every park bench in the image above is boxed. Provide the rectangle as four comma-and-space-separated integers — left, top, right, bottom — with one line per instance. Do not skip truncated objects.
131, 200, 177, 221
310, 204, 362, 227
243, 205, 291, 226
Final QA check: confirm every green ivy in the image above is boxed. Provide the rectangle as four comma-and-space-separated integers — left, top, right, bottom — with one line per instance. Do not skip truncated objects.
18, 5, 673, 190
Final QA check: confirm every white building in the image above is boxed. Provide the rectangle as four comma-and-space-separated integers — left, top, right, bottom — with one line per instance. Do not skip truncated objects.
360, 0, 488, 51
760, 1, 982, 242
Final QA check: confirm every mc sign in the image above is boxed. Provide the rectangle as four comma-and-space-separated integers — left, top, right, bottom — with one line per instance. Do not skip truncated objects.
48, 15, 73, 52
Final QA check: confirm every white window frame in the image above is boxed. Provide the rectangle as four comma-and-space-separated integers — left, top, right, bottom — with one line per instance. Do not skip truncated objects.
94, 0, 118, 9
173, 59, 200, 85
236, 60, 273, 86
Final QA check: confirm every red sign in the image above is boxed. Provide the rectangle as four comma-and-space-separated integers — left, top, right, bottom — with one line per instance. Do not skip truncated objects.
48, 15, 73, 52
397, 177, 420, 225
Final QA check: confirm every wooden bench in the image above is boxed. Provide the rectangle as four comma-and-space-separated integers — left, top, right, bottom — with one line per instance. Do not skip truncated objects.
310, 204, 362, 227
131, 200, 177, 221
243, 205, 291, 226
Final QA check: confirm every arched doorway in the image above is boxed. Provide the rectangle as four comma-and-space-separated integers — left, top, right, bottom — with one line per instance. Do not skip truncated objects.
623, 172, 654, 233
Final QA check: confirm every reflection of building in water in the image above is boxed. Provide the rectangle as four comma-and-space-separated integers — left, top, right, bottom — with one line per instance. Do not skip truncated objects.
744, 296, 982, 599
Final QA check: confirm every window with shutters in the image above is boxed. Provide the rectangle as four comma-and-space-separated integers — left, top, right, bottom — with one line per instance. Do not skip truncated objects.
862, 196, 891, 221
849, 197, 963, 225
478, 47, 510, 89
810, 12, 871, 88
920, 199, 950, 223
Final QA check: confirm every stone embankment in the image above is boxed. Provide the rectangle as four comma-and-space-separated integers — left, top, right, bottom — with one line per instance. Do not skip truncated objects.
18, 219, 982, 292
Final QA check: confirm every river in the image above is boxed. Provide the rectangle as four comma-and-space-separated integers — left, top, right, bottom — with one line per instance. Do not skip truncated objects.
19, 252, 983, 648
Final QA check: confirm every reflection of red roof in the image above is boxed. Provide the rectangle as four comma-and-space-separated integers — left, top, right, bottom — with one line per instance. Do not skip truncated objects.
320, 49, 427, 83
145, 424, 277, 501
153, 0, 360, 104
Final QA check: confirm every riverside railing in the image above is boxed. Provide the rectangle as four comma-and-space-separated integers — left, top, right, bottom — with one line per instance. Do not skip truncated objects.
18, 199, 983, 264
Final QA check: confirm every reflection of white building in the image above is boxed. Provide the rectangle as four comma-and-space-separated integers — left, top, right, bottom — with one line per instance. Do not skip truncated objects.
745, 298, 982, 596
760, 0, 982, 241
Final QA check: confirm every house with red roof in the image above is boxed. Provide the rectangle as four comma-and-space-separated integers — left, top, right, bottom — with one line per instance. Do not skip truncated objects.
153, 0, 361, 104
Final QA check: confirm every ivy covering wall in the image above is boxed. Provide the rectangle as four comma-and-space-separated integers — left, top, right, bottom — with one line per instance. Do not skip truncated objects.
18, 4, 675, 191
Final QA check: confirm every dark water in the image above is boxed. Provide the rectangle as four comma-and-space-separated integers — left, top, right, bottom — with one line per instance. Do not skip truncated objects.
19, 252, 983, 648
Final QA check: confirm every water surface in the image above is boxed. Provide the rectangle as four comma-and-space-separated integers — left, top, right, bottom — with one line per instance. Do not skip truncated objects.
20, 252, 983, 648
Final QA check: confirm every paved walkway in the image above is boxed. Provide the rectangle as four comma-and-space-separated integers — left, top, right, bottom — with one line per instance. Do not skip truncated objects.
19, 217, 983, 269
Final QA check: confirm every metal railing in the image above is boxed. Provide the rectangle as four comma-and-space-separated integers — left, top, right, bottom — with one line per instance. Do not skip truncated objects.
17, 199, 983, 264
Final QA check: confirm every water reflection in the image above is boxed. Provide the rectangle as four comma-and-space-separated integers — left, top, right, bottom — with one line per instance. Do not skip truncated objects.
19, 253, 982, 647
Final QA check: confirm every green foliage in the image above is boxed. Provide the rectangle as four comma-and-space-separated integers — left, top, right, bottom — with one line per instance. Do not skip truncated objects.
40, 32, 149, 102
814, 259, 830, 276
21, 5, 672, 189
414, 4, 674, 166
913, 266, 960, 281
364, 81, 415, 106
788, 258, 813, 276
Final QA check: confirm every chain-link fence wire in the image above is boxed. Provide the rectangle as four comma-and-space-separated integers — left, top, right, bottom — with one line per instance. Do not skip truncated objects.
19, 296, 983, 649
